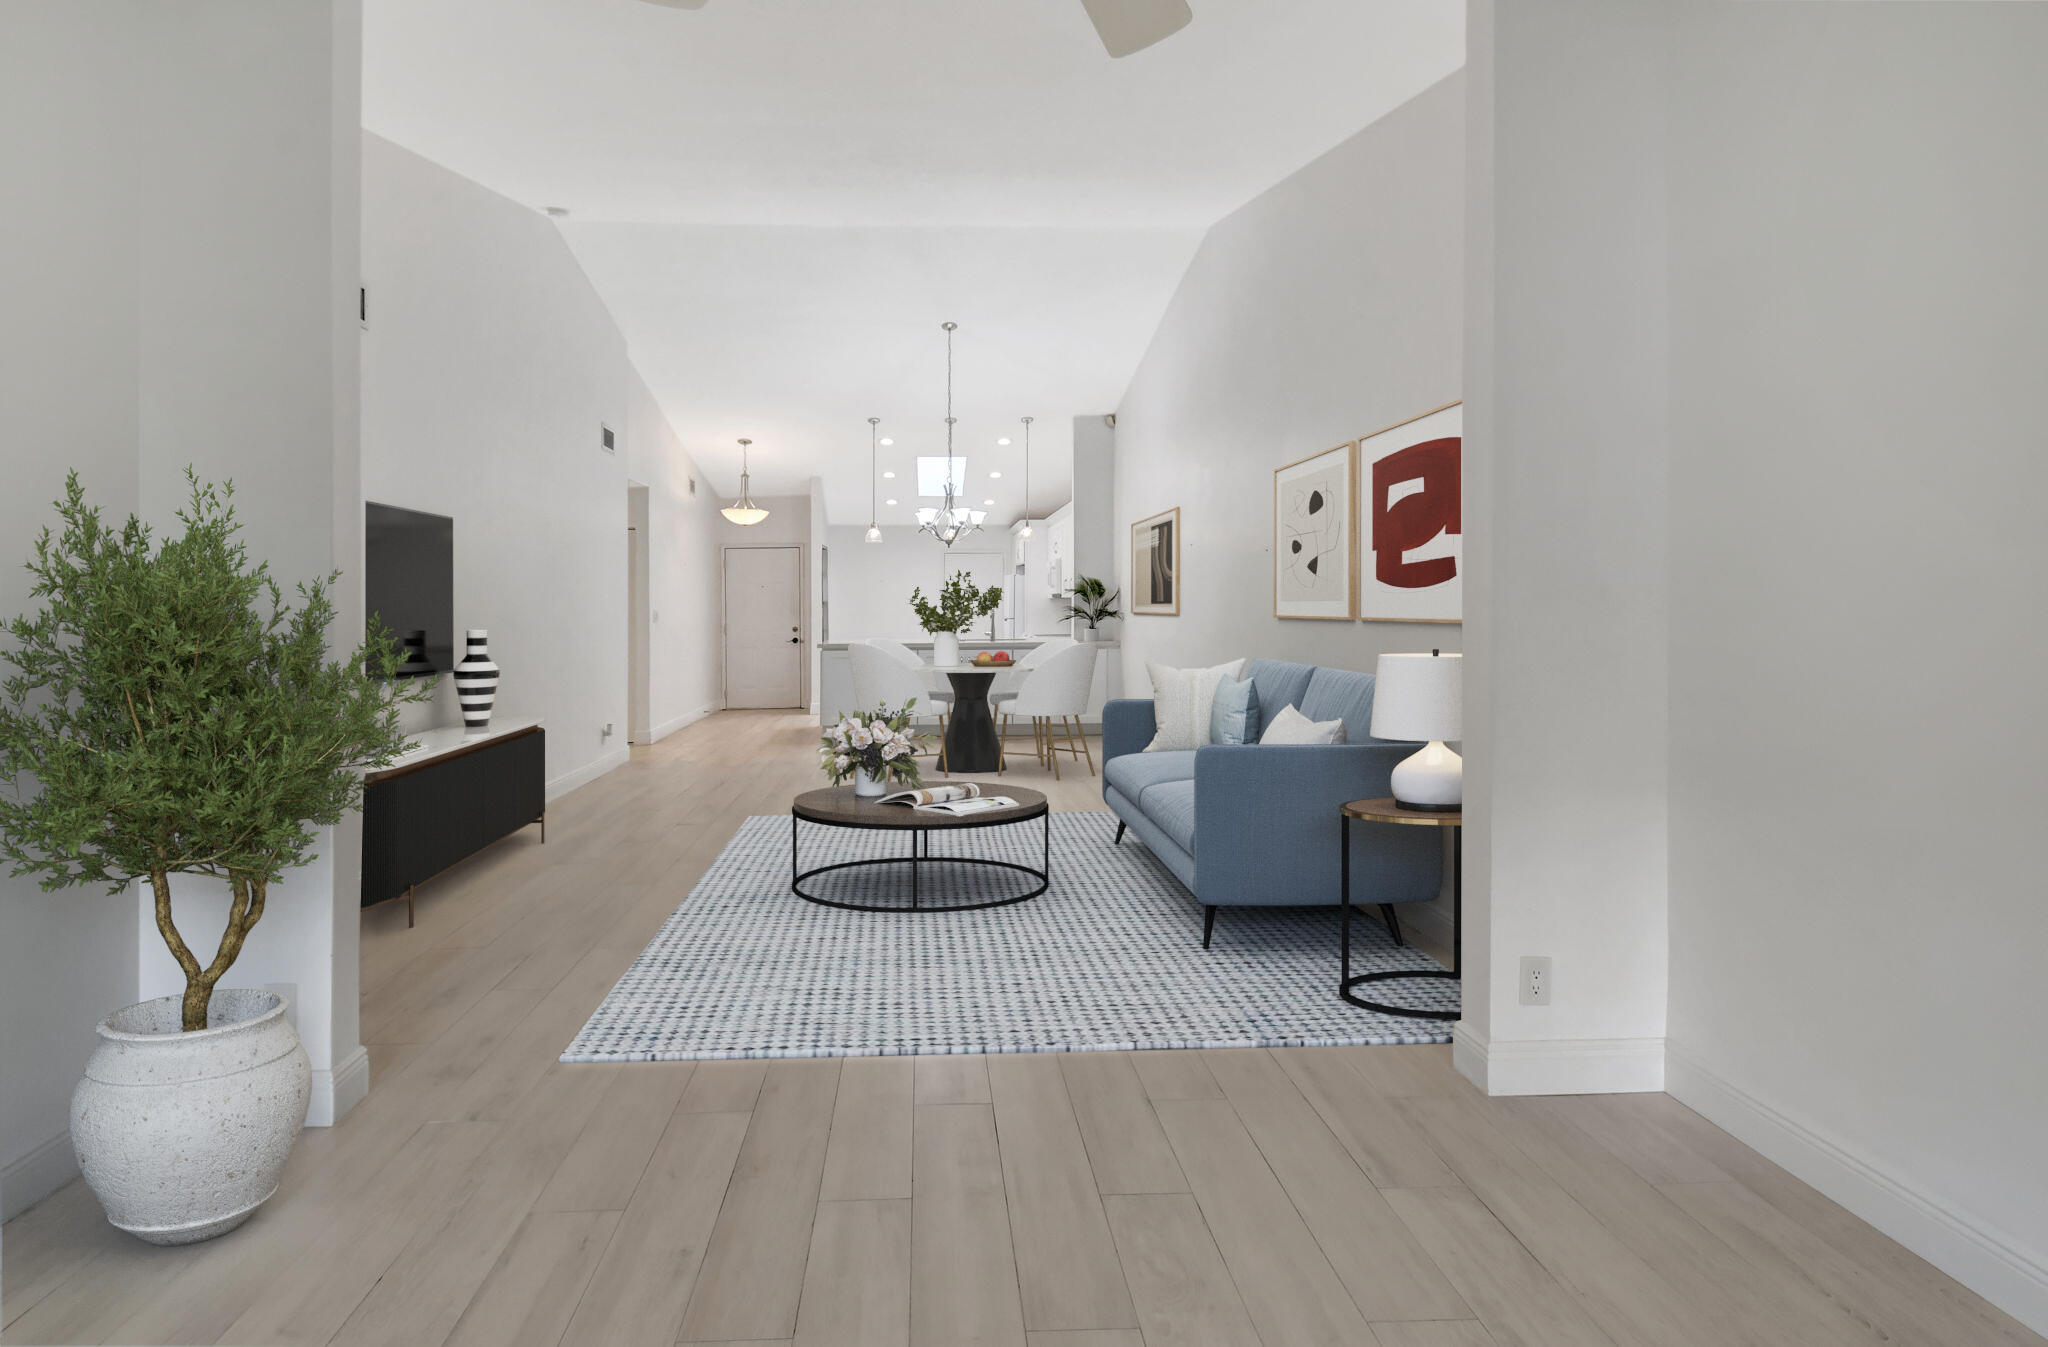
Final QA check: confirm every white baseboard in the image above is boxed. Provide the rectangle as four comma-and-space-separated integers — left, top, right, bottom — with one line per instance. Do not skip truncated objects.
1452, 1022, 1664, 1095
1665, 1040, 2048, 1339
306, 1044, 371, 1128
546, 746, 629, 801
1, 1130, 79, 1221
647, 702, 719, 743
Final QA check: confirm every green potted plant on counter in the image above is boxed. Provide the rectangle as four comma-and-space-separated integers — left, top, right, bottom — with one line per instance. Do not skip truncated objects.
909, 571, 1003, 666
1065, 575, 1121, 643
0, 471, 430, 1244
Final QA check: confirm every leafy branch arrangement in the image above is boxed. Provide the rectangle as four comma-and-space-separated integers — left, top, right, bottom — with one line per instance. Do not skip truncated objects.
820, 701, 924, 787
1065, 574, 1121, 629
0, 471, 433, 1031
908, 572, 1003, 635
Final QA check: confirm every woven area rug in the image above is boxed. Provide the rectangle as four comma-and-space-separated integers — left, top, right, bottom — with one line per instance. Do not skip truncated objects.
560, 810, 1456, 1062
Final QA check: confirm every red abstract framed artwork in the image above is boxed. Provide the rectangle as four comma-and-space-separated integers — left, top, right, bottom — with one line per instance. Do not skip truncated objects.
1359, 401, 1462, 623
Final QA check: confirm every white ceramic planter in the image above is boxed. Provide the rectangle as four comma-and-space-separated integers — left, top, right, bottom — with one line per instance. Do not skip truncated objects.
931, 631, 961, 666
70, 988, 311, 1245
854, 766, 887, 797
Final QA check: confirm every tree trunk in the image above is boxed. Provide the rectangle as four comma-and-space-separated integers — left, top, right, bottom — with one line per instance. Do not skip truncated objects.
165, 871, 270, 1032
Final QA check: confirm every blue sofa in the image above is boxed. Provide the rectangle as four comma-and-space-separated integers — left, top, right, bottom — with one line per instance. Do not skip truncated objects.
1102, 658, 1442, 946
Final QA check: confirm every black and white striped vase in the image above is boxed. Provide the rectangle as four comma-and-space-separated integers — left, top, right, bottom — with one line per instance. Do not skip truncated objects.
453, 629, 500, 730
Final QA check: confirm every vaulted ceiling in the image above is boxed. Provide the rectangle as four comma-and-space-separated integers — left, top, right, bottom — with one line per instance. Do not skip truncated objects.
363, 0, 1465, 521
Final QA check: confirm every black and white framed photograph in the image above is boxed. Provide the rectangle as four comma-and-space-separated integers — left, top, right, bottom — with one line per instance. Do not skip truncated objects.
1131, 505, 1180, 616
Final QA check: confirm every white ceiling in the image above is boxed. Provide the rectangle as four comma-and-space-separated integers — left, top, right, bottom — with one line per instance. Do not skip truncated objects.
362, 0, 1465, 521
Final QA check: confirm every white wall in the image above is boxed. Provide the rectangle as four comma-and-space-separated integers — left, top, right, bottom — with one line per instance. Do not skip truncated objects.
823, 525, 985, 642
1112, 76, 1465, 684
1660, 3, 2048, 1331
0, 1, 145, 1220
2, 0, 364, 1216
1458, 2, 1669, 1095
364, 134, 663, 796
622, 373, 723, 740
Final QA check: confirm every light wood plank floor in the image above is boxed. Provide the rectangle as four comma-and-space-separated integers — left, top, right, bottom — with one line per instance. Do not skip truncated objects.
3, 710, 2038, 1346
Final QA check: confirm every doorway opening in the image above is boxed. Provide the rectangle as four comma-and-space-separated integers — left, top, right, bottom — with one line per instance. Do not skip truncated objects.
626, 483, 651, 743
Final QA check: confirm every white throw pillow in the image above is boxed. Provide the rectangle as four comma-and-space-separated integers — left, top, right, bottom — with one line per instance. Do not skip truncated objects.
1144, 659, 1246, 752
1258, 703, 1347, 746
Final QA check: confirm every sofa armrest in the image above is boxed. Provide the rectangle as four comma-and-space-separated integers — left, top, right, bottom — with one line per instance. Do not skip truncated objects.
1191, 743, 1440, 906
1102, 699, 1156, 765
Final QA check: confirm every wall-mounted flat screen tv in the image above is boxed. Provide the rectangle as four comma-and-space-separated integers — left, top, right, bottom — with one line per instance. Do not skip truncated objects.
365, 502, 454, 675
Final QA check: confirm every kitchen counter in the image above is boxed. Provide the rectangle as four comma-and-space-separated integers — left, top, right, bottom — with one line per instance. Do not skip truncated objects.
818, 640, 1121, 727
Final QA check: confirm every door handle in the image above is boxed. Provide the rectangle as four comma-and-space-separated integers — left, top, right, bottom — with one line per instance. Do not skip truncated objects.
789, 636, 800, 644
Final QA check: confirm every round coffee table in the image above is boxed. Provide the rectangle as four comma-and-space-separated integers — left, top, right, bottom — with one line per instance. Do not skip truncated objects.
790, 783, 1050, 912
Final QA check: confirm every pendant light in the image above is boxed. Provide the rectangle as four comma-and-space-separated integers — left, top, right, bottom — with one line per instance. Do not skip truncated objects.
721, 438, 769, 526
1017, 416, 1035, 538
864, 417, 883, 543
915, 321, 987, 548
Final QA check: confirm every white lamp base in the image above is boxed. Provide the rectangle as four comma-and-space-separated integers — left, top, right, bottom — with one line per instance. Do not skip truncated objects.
1391, 741, 1462, 811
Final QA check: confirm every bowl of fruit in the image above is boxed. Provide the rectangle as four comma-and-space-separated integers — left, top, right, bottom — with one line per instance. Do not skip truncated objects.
971, 650, 1014, 667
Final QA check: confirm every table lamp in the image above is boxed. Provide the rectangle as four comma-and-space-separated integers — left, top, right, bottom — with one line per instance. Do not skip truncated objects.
1370, 650, 1463, 811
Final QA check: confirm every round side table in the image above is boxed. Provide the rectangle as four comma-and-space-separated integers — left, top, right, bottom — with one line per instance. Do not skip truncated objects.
1341, 797, 1460, 1020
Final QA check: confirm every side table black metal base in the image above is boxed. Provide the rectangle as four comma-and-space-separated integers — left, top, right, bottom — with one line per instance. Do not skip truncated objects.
1341, 811, 1462, 1021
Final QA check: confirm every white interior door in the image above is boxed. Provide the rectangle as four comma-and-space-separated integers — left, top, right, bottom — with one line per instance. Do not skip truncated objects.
725, 545, 803, 708
944, 551, 1004, 642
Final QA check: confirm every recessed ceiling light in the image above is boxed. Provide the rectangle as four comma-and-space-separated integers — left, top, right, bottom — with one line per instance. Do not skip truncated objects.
885, 498, 897, 506
879, 438, 893, 446
542, 206, 570, 218
882, 470, 895, 478
983, 498, 996, 506
996, 437, 1011, 445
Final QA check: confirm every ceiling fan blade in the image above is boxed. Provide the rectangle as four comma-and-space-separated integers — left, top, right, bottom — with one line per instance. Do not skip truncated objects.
636, 0, 710, 9
1078, 0, 1192, 58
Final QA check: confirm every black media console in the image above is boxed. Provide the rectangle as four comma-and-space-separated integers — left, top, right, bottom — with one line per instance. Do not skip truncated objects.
362, 723, 545, 926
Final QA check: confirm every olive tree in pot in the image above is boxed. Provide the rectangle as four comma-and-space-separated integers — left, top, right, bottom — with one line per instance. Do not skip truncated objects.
0, 472, 429, 1244
909, 572, 1003, 667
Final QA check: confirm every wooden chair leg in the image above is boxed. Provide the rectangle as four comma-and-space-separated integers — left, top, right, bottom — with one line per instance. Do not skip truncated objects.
1049, 718, 1062, 780
1077, 715, 1096, 776
997, 714, 1007, 775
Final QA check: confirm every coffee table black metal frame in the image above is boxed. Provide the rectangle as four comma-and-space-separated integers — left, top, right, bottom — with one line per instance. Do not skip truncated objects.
1341, 796, 1461, 1020
791, 783, 1049, 912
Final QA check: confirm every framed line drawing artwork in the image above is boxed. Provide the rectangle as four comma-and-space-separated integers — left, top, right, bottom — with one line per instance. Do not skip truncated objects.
1131, 506, 1180, 616
1359, 400, 1461, 623
1274, 441, 1357, 620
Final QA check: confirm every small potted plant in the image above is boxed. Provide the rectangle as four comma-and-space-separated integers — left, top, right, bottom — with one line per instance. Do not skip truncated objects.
909, 572, 1003, 666
1065, 575, 1121, 643
0, 472, 430, 1244
821, 700, 925, 797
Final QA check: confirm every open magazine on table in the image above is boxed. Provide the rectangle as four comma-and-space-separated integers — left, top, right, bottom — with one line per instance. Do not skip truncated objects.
876, 783, 1020, 816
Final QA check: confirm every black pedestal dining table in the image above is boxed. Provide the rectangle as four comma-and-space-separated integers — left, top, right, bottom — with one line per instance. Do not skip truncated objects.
931, 663, 1009, 774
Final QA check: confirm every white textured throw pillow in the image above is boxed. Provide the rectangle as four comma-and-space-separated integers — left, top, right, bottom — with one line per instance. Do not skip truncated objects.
1258, 703, 1347, 746
1144, 659, 1247, 752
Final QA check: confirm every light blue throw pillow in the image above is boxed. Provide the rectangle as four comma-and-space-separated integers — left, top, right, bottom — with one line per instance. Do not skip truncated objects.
1208, 676, 1262, 745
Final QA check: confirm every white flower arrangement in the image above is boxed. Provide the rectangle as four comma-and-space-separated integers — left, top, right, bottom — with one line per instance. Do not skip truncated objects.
819, 700, 925, 788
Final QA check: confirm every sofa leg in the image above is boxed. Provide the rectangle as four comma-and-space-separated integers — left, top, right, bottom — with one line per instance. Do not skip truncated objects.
1113, 820, 1126, 845
1380, 903, 1405, 946
1203, 905, 1217, 949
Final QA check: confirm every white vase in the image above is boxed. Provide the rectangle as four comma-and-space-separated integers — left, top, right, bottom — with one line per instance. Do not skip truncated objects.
454, 628, 500, 730
854, 766, 887, 797
931, 630, 961, 666
70, 989, 311, 1245
1079, 626, 1099, 644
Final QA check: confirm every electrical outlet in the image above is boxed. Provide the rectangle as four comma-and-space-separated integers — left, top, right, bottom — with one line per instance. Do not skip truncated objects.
1519, 956, 1552, 1006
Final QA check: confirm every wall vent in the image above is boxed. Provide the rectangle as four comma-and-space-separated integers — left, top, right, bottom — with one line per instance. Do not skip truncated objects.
600, 424, 615, 453
688, 476, 697, 496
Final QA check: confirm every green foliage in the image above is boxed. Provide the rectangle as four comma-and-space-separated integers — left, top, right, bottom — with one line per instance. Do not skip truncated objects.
1065, 574, 1120, 628
0, 470, 432, 1029
908, 571, 1003, 635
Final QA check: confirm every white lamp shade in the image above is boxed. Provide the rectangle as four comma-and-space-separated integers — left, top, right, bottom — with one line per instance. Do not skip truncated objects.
1370, 652, 1462, 743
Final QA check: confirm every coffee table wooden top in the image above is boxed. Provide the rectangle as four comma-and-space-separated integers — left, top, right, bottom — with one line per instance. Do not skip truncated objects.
793, 783, 1048, 829
1342, 796, 1462, 827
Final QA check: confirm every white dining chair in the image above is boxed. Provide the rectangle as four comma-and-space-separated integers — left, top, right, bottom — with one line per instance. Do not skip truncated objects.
998, 642, 1098, 778
864, 637, 955, 716
989, 637, 1073, 707
848, 642, 947, 771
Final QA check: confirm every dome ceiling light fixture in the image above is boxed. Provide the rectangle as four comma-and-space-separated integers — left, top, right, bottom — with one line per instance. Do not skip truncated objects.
631, 0, 1193, 59
720, 438, 769, 526
916, 322, 988, 549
